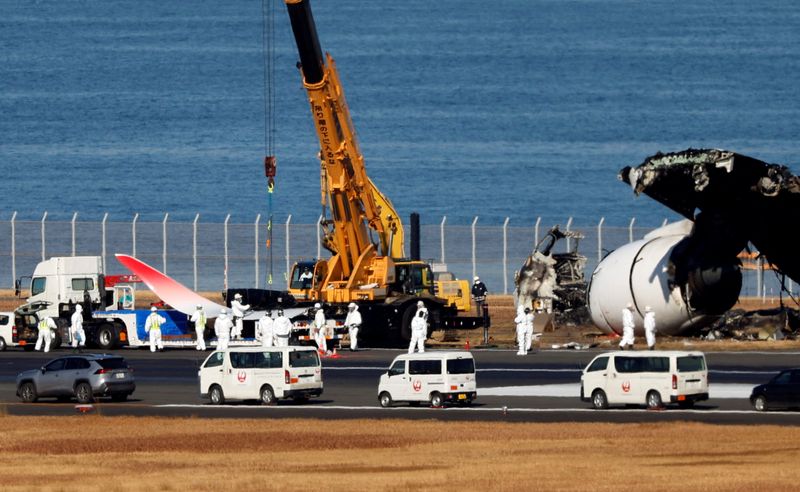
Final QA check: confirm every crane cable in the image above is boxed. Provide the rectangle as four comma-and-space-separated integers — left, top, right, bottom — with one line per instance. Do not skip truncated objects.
261, 0, 276, 286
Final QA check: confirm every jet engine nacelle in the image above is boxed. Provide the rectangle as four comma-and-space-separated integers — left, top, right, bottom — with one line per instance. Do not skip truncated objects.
587, 220, 741, 336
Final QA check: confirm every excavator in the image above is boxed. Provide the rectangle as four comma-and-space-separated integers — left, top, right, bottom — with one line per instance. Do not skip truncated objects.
281, 0, 482, 344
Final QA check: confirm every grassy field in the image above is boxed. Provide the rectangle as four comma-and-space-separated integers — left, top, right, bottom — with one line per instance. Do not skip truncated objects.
0, 416, 797, 491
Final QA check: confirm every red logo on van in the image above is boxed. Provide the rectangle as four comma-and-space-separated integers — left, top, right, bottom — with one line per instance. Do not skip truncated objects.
621, 381, 631, 393
412, 380, 422, 392
237, 371, 247, 383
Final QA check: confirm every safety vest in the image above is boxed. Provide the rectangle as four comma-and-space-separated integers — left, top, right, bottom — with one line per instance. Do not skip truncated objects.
199, 314, 206, 326
39, 319, 48, 331
151, 315, 161, 331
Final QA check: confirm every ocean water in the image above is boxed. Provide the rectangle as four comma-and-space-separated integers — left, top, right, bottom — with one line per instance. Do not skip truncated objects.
1, 0, 799, 227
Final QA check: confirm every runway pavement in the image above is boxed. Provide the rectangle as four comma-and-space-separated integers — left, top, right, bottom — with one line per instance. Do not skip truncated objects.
3, 347, 800, 424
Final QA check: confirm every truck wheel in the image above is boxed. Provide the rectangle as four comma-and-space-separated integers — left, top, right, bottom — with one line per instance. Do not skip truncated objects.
75, 382, 94, 404
379, 391, 393, 408
260, 385, 276, 406
209, 385, 225, 405
19, 382, 38, 403
0, 337, 6, 351
97, 325, 117, 350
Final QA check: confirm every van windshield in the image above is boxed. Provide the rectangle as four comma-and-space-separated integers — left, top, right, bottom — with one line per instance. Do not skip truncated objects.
677, 356, 706, 372
289, 350, 319, 368
447, 358, 475, 374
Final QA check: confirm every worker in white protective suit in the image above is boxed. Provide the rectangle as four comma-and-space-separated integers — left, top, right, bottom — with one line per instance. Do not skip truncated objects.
619, 303, 636, 350
408, 309, 427, 354
35, 315, 57, 353
145, 306, 167, 352
214, 308, 233, 350
524, 307, 535, 351
514, 306, 527, 356
273, 309, 293, 347
70, 304, 86, 350
644, 306, 657, 350
313, 303, 328, 355
415, 300, 428, 318
345, 302, 362, 351
257, 311, 274, 348
190, 305, 207, 351
230, 293, 250, 340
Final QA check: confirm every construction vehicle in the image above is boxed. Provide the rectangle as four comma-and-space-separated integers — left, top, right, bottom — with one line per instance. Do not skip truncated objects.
281, 0, 482, 344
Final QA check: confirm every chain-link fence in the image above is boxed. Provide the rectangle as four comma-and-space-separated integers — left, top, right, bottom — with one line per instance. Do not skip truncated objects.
0, 213, 787, 299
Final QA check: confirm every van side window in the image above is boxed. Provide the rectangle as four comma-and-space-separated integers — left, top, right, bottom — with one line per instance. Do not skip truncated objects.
255, 351, 282, 369
289, 351, 319, 368
388, 360, 405, 376
614, 356, 669, 373
231, 352, 256, 368
447, 358, 475, 374
677, 356, 706, 372
586, 357, 608, 372
204, 352, 224, 368
409, 360, 442, 375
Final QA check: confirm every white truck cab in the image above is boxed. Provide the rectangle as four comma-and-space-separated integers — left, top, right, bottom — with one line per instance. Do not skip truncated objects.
378, 351, 477, 408
199, 346, 323, 405
24, 256, 104, 318
580, 350, 709, 409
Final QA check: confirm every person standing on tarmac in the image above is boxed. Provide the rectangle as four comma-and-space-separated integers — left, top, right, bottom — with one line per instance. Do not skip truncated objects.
471, 276, 488, 317
230, 293, 250, 340
70, 304, 86, 351
619, 303, 636, 350
214, 308, 233, 350
524, 307, 535, 352
408, 309, 427, 354
345, 302, 362, 351
644, 306, 657, 350
313, 303, 328, 355
145, 306, 167, 353
35, 315, 57, 353
415, 300, 428, 318
514, 306, 527, 356
257, 311, 274, 348
273, 309, 293, 347
190, 305, 207, 351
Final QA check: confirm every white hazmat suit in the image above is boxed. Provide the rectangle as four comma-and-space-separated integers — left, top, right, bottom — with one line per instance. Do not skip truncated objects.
35, 316, 57, 352
273, 311, 293, 347
514, 307, 528, 355
145, 308, 167, 352
70, 304, 85, 349
230, 295, 250, 339
257, 313, 275, 348
313, 304, 328, 354
619, 304, 635, 350
345, 303, 362, 351
524, 308, 535, 351
644, 307, 657, 350
190, 306, 207, 351
408, 310, 427, 354
214, 310, 233, 350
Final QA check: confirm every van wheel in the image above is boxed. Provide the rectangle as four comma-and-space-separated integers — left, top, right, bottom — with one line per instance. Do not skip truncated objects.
754, 395, 768, 412
591, 389, 608, 409
260, 385, 276, 406
19, 382, 38, 403
75, 382, 94, 404
429, 392, 444, 408
0, 337, 7, 351
646, 390, 663, 410
209, 385, 225, 405
379, 392, 393, 408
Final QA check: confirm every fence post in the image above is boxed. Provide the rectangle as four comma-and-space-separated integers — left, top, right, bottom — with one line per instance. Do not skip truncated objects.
317, 215, 323, 260
162, 213, 169, 274
193, 214, 200, 292
101, 213, 108, 274
224, 214, 230, 290
597, 217, 605, 261
503, 217, 509, 295
11, 211, 17, 287
41, 211, 48, 261
254, 214, 261, 289
628, 217, 636, 243
471, 216, 478, 280
132, 213, 139, 257
565, 216, 573, 252
440, 216, 447, 263
285, 215, 292, 279
534, 216, 541, 248
71, 212, 78, 257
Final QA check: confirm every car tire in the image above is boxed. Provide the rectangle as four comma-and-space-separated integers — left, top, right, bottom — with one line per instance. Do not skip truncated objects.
260, 385, 276, 406
754, 395, 768, 412
97, 325, 117, 350
591, 389, 608, 410
646, 390, 663, 410
209, 385, 225, 405
19, 382, 38, 403
111, 393, 128, 402
75, 382, 94, 404
429, 392, 443, 408
0, 336, 7, 351
379, 391, 393, 408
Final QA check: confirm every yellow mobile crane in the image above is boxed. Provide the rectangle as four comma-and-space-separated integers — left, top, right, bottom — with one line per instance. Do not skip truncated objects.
282, 0, 481, 344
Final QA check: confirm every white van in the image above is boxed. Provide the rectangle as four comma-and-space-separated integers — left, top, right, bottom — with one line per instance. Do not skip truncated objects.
378, 351, 477, 408
0, 312, 18, 351
199, 346, 323, 405
580, 350, 708, 409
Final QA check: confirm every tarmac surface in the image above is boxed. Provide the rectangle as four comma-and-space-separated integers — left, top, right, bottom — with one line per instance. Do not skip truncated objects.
2, 347, 800, 424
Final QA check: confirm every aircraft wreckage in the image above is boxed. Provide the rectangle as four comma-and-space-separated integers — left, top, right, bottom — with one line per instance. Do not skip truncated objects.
588, 148, 800, 337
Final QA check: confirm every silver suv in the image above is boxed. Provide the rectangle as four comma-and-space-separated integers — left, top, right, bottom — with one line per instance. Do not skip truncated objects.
16, 354, 136, 403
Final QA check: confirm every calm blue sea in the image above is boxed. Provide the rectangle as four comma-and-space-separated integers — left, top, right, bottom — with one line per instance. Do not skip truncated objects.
1, 0, 799, 226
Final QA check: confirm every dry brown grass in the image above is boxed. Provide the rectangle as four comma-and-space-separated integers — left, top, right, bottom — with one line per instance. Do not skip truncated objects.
0, 416, 797, 491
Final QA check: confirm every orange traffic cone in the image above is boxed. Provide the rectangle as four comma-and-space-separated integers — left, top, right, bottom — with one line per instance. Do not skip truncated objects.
465, 339, 471, 351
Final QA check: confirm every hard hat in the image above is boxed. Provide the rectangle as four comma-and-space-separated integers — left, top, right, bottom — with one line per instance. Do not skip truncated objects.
348, 302, 356, 308
474, 276, 480, 282
220, 308, 227, 314
314, 303, 321, 309
196, 304, 203, 309
277, 309, 284, 316
151, 306, 157, 312
626, 302, 633, 309
417, 300, 424, 308
645, 305, 652, 312
234, 293, 242, 299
